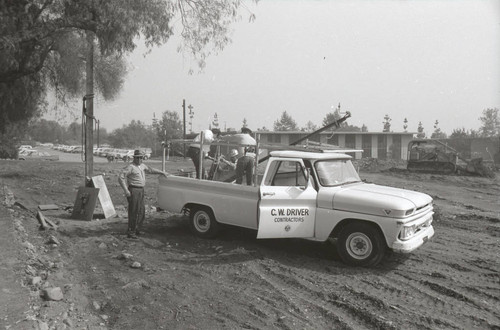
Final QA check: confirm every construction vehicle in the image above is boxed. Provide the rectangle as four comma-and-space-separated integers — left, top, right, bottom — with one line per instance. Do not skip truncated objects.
407, 139, 494, 177
407, 139, 459, 174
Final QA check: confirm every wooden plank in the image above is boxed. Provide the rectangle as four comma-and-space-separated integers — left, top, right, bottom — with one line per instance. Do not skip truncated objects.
71, 187, 99, 221
36, 210, 48, 230
14, 201, 29, 211
38, 204, 59, 211
91, 175, 116, 219
44, 217, 58, 229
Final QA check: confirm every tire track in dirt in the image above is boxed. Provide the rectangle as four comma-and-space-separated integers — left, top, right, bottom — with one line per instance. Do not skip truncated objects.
239, 260, 404, 330
410, 240, 499, 320
386, 255, 500, 330
243, 262, 369, 330
139, 217, 500, 330
385, 271, 484, 329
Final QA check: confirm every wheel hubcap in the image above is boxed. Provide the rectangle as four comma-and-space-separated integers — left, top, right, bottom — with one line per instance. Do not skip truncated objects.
194, 212, 210, 232
346, 233, 372, 259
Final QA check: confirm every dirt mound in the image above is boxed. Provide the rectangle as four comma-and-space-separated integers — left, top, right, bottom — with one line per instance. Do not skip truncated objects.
355, 158, 407, 172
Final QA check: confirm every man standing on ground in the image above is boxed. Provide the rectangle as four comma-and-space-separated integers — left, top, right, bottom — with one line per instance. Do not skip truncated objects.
235, 148, 255, 185
118, 150, 168, 239
186, 129, 214, 179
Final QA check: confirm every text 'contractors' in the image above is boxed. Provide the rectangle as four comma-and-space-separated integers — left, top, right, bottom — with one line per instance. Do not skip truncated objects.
271, 208, 309, 223
274, 217, 304, 223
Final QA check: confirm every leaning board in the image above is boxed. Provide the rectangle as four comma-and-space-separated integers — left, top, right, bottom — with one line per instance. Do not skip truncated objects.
91, 175, 116, 219
71, 187, 99, 221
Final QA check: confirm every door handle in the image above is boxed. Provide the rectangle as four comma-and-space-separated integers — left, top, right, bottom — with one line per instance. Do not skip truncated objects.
262, 192, 275, 196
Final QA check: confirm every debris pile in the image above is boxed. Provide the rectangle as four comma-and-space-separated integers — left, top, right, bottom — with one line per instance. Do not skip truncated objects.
355, 158, 407, 173
458, 158, 496, 178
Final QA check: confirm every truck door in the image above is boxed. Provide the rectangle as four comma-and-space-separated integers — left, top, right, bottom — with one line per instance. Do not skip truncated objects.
257, 158, 317, 239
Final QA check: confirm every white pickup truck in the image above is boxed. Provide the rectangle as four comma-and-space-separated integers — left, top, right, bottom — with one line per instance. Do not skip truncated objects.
158, 150, 434, 266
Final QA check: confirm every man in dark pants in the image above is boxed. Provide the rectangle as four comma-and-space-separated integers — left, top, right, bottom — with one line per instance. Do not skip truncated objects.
235, 148, 255, 185
187, 129, 214, 179
118, 150, 168, 239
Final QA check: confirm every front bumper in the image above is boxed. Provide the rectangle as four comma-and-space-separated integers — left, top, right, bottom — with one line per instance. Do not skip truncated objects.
391, 225, 434, 253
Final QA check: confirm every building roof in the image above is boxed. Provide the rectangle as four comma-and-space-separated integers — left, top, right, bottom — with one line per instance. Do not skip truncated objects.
257, 131, 417, 135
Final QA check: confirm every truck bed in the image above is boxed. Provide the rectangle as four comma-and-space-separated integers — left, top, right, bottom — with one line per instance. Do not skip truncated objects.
158, 175, 260, 230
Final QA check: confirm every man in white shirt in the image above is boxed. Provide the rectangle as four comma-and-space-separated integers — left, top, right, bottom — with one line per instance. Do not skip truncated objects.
118, 150, 168, 239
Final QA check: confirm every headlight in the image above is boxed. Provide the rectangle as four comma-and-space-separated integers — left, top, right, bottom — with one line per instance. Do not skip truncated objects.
400, 225, 415, 240
405, 208, 415, 216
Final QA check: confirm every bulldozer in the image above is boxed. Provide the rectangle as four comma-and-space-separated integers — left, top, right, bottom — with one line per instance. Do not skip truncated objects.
407, 139, 494, 177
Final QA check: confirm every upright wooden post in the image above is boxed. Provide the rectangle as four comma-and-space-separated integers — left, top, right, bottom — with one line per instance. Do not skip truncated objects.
182, 99, 186, 158
85, 31, 94, 184
162, 143, 166, 172
254, 134, 260, 187
198, 131, 204, 179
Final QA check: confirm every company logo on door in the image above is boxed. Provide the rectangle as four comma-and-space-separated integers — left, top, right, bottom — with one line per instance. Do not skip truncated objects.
271, 208, 309, 222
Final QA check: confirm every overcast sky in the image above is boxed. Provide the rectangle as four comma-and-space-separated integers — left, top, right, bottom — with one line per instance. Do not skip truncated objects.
49, 0, 500, 136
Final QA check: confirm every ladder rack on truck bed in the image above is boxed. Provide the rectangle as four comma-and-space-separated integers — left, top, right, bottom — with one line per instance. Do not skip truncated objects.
165, 136, 362, 185
163, 111, 360, 184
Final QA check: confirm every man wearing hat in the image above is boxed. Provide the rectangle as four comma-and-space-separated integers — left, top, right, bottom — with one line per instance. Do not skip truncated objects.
118, 149, 168, 239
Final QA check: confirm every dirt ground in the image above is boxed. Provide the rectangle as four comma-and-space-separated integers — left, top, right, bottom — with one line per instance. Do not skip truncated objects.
0, 151, 499, 330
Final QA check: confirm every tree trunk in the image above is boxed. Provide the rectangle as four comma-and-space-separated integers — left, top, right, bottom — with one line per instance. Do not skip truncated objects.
85, 31, 94, 182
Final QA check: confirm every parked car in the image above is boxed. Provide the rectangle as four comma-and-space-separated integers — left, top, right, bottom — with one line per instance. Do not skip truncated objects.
122, 149, 135, 162
62, 145, 77, 152
139, 147, 152, 160
18, 145, 33, 151
105, 148, 122, 162
18, 150, 59, 161
111, 149, 129, 161
98, 148, 113, 157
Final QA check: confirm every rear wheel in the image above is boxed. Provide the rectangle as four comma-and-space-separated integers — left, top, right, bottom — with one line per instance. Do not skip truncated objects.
442, 162, 456, 174
337, 222, 386, 267
189, 207, 220, 238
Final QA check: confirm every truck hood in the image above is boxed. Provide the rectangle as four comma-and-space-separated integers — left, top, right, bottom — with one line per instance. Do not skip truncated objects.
331, 183, 432, 218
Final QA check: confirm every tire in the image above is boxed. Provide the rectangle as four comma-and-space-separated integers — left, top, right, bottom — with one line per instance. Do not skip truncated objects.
337, 222, 386, 267
189, 207, 220, 238
443, 163, 456, 175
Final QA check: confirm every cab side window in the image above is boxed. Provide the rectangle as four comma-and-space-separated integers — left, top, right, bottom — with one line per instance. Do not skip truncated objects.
271, 161, 307, 187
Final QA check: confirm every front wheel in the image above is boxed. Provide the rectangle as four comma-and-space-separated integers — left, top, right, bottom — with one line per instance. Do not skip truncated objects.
337, 222, 386, 267
189, 207, 220, 238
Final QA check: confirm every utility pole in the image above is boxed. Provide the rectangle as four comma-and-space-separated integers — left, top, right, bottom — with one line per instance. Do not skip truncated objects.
212, 112, 219, 129
188, 104, 194, 133
84, 31, 94, 184
95, 119, 100, 148
182, 99, 186, 158
152, 113, 156, 157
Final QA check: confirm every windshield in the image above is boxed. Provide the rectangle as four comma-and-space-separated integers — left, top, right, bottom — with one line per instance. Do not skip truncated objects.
314, 159, 361, 186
